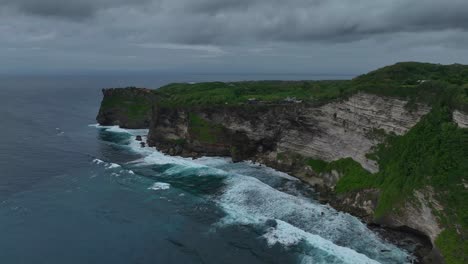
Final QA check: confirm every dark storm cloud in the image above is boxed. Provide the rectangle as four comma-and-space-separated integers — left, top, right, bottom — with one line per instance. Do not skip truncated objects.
2, 0, 468, 42
185, 0, 252, 13
173, 0, 468, 44
0, 0, 150, 20
1, 0, 468, 73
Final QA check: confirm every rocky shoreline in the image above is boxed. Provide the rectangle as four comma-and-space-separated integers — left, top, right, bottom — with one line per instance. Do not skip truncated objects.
97, 80, 468, 263
98, 89, 443, 263
145, 133, 436, 263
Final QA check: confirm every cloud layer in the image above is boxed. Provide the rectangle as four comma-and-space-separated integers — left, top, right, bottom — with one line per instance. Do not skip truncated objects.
1, 0, 468, 73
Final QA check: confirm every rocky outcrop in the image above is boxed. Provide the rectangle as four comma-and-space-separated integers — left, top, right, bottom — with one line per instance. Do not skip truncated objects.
383, 189, 443, 243
377, 188, 445, 263
328, 187, 445, 263
96, 87, 155, 129
329, 188, 380, 222
453, 110, 468, 128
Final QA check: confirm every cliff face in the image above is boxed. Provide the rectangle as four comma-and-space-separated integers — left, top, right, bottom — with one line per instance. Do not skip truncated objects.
146, 93, 451, 262
148, 93, 430, 177
96, 88, 155, 129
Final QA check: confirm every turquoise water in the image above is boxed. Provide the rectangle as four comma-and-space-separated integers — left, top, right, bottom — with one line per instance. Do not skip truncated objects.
0, 75, 413, 264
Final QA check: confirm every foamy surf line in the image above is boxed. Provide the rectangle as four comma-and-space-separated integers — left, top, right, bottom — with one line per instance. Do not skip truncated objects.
91, 124, 410, 263
216, 175, 411, 264
215, 203, 380, 264
148, 182, 171, 191
92, 158, 120, 169
89, 124, 148, 135
267, 220, 380, 264
90, 124, 298, 181
89, 124, 222, 174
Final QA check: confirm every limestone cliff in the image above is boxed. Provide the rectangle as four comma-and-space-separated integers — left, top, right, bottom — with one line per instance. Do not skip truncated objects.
148, 93, 430, 177
97, 62, 468, 264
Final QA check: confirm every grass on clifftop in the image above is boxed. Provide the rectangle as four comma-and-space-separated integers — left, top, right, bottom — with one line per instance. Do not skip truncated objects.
155, 80, 353, 107
98, 63, 468, 113
354, 62, 468, 87
435, 228, 468, 264
101, 92, 152, 120
352, 62, 468, 111
151, 62, 468, 111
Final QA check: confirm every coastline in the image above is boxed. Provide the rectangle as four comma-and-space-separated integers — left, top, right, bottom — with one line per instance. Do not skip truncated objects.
94, 124, 433, 263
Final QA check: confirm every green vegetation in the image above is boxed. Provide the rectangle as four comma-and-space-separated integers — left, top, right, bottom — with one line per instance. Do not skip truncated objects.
354, 62, 468, 87
188, 113, 224, 144
102, 63, 468, 114
168, 138, 186, 146
435, 228, 468, 264
369, 106, 467, 219
313, 106, 467, 217
306, 158, 375, 192
352, 62, 468, 111
151, 62, 468, 111
99, 63, 468, 116
306, 158, 329, 173
101, 88, 153, 120
155, 80, 353, 107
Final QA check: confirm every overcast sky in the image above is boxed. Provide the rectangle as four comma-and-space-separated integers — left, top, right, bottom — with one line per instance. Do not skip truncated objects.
1, 0, 468, 75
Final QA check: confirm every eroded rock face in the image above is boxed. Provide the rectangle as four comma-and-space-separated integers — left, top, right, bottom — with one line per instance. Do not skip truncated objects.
453, 110, 468, 128
273, 93, 431, 173
148, 93, 430, 176
376, 188, 445, 264
329, 188, 380, 222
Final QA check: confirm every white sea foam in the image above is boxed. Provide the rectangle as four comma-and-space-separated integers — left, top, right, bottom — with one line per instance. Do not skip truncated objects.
239, 160, 300, 181
263, 220, 380, 264
135, 147, 231, 177
263, 220, 303, 246
190, 156, 232, 167
93, 159, 122, 170
107, 163, 121, 169
148, 182, 171, 191
217, 175, 410, 263
143, 151, 203, 168
92, 158, 105, 165
89, 124, 149, 136
141, 151, 231, 177
107, 126, 131, 133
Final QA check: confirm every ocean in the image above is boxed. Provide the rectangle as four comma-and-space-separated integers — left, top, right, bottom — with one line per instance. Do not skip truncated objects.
0, 74, 413, 264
